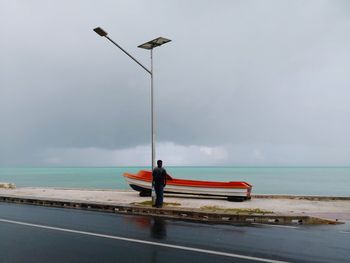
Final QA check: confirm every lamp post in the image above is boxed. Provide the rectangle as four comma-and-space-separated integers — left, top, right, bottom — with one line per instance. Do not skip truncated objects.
93, 27, 171, 170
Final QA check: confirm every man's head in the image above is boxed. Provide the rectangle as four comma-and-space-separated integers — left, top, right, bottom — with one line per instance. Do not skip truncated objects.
157, 160, 163, 168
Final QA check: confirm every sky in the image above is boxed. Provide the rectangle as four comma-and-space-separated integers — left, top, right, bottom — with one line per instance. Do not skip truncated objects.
1, 0, 350, 166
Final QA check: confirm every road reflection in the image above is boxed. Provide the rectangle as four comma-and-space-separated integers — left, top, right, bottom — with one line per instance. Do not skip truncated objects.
125, 216, 167, 240
126, 216, 167, 262
150, 217, 167, 239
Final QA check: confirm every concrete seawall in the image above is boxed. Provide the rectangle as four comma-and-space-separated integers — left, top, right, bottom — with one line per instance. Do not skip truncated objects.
0, 194, 338, 225
1, 188, 349, 225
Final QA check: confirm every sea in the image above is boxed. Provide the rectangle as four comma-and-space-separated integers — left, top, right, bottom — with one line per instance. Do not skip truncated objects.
0, 167, 349, 196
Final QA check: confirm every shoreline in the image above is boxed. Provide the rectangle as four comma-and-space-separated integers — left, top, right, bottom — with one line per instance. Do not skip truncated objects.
1, 187, 349, 224
6, 185, 350, 200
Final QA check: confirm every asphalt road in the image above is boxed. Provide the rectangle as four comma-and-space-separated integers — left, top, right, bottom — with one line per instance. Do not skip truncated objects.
0, 202, 349, 263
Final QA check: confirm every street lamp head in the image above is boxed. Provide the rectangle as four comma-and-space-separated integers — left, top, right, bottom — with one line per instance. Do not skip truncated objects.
93, 27, 108, 37
138, 37, 171, 50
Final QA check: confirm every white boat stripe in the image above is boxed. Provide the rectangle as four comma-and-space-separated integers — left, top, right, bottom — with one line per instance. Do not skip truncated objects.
126, 177, 248, 192
0, 218, 290, 263
252, 223, 298, 229
126, 178, 248, 196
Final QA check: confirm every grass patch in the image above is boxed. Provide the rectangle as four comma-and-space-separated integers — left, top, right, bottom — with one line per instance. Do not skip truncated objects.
132, 200, 181, 207
200, 206, 273, 214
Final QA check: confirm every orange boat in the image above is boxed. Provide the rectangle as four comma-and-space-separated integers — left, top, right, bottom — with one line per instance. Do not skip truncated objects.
123, 170, 252, 201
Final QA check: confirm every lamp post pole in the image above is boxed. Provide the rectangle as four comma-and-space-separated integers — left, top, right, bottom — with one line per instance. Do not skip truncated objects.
150, 49, 155, 170
93, 27, 170, 171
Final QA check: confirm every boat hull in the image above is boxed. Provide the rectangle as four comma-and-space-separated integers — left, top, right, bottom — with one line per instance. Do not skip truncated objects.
123, 170, 252, 200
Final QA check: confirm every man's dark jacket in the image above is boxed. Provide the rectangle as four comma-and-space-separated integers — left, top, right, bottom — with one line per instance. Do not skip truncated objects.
152, 167, 167, 186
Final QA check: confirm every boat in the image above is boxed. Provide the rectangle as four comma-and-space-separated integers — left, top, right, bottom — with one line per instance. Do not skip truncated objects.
123, 170, 252, 201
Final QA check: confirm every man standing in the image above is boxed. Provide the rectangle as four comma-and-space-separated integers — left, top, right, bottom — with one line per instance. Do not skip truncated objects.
152, 160, 167, 208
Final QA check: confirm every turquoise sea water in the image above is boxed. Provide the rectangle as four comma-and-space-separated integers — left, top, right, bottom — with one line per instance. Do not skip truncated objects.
0, 167, 349, 196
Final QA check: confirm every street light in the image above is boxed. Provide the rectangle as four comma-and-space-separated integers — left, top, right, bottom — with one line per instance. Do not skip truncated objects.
93, 27, 171, 170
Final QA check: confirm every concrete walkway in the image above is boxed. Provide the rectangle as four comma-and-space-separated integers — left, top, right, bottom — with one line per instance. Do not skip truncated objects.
1, 187, 349, 221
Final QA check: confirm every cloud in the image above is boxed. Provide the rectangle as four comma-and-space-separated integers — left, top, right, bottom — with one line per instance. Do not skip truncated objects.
1, 0, 350, 166
40, 141, 350, 167
42, 142, 229, 166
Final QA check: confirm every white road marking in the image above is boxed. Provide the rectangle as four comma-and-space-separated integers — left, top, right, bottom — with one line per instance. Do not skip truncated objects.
0, 218, 290, 263
340, 231, 350, 234
252, 223, 298, 229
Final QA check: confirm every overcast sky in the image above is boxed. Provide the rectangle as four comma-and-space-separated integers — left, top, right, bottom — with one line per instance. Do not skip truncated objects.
1, 0, 350, 166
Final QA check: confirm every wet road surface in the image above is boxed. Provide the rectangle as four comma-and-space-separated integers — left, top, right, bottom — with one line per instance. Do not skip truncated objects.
0, 202, 349, 262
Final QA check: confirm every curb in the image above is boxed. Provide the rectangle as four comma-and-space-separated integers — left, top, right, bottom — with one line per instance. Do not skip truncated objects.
0, 194, 341, 225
